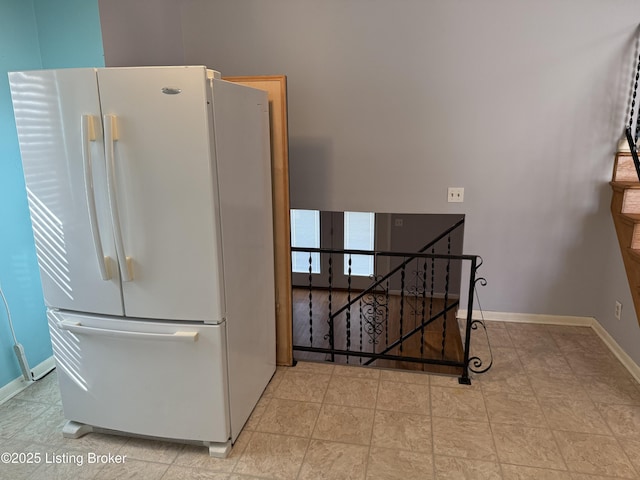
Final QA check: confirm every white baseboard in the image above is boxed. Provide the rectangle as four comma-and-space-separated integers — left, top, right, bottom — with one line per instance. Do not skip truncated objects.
31, 356, 56, 380
0, 375, 31, 405
456, 309, 593, 326
456, 310, 640, 384
0, 355, 56, 405
591, 322, 640, 384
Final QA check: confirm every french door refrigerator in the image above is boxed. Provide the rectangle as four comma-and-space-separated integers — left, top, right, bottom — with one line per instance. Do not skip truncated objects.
8, 66, 276, 457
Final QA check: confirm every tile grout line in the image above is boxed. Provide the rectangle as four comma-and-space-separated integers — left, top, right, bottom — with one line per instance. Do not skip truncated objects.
363, 365, 383, 480
231, 367, 279, 477
484, 323, 514, 477
471, 366, 504, 479
293, 363, 334, 480
230, 430, 255, 476
427, 373, 437, 480
544, 326, 635, 476
488, 324, 561, 476
526, 326, 572, 473
509, 324, 640, 476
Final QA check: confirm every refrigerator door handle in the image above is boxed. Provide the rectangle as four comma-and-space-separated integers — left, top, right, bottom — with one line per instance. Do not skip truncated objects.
104, 114, 133, 282
57, 320, 199, 342
81, 115, 111, 281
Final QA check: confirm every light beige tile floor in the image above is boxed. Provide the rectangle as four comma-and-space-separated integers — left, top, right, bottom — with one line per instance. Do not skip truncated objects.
2, 321, 640, 479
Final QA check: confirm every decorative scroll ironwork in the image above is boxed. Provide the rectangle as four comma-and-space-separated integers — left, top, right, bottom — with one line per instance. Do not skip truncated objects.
359, 286, 389, 345
467, 276, 493, 375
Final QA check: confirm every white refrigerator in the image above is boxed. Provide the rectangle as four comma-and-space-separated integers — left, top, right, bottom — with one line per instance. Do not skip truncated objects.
9, 66, 276, 457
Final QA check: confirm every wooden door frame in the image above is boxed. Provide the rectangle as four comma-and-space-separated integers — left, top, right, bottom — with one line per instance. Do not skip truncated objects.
224, 75, 293, 366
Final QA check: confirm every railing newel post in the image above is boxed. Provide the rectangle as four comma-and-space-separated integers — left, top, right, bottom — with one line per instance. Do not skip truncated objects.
442, 236, 451, 359
459, 256, 477, 385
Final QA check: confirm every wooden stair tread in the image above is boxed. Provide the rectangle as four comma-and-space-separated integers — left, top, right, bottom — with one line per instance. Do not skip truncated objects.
613, 153, 639, 182
611, 181, 640, 193
611, 181, 640, 192
612, 153, 640, 327
618, 213, 640, 227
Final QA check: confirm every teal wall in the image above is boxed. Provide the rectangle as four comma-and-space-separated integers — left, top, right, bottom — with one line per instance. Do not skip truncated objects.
34, 0, 104, 69
0, 0, 43, 390
0, 0, 104, 390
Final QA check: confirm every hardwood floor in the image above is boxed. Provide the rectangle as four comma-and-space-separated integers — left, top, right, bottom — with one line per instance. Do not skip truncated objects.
292, 288, 465, 376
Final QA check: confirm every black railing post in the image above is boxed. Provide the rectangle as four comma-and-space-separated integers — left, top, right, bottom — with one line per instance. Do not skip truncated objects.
308, 252, 313, 346
625, 127, 640, 181
420, 258, 427, 358
429, 247, 435, 326
384, 279, 389, 348
630, 43, 639, 137
634, 35, 640, 144
459, 256, 477, 385
442, 236, 452, 357
328, 253, 335, 362
399, 262, 405, 353
359, 298, 363, 364
346, 255, 352, 364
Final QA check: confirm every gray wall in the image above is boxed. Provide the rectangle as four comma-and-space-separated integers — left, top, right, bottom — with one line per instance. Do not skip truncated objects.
98, 0, 184, 67
99, 0, 640, 364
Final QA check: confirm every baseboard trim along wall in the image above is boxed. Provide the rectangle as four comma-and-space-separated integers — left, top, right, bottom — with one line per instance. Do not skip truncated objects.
0, 375, 30, 406
31, 355, 56, 380
457, 310, 640, 384
0, 355, 56, 406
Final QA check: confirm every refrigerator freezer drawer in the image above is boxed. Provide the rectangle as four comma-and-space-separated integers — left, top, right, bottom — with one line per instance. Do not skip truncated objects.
48, 310, 230, 443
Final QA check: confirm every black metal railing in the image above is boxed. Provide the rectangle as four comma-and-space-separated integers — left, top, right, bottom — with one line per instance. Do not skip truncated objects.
328, 218, 465, 322
291, 242, 489, 384
625, 31, 640, 180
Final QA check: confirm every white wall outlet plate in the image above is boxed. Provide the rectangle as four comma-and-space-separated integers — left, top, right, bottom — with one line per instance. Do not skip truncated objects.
448, 187, 464, 203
